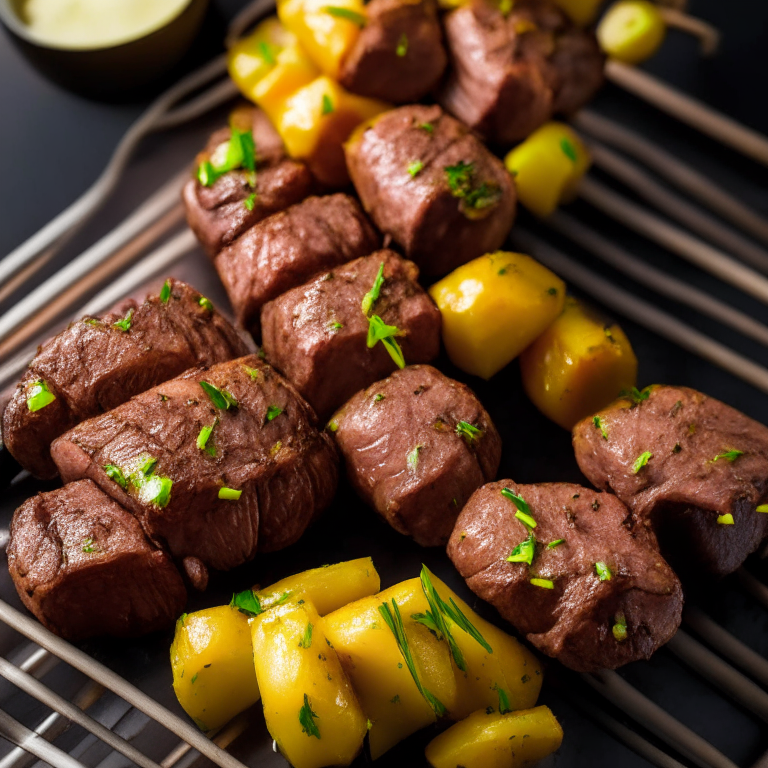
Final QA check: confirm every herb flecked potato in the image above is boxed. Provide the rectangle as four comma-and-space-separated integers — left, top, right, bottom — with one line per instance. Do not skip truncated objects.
425, 705, 564, 768
252, 598, 368, 768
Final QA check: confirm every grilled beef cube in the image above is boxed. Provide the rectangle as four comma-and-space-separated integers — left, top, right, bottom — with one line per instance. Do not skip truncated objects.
573, 385, 768, 577
448, 481, 682, 672
345, 105, 516, 276
50, 356, 338, 572
183, 106, 313, 257
2, 279, 248, 480
261, 250, 441, 420
8, 480, 186, 641
338, 0, 447, 104
329, 365, 501, 546
214, 194, 381, 335
439, 0, 604, 144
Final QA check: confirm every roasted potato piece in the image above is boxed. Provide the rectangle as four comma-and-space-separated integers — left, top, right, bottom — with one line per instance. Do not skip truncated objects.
429, 252, 566, 379
252, 598, 367, 768
520, 297, 638, 430
553, 0, 605, 26
256, 557, 381, 615
323, 578, 457, 759
597, 0, 666, 64
504, 123, 591, 218
170, 607, 260, 732
425, 706, 564, 768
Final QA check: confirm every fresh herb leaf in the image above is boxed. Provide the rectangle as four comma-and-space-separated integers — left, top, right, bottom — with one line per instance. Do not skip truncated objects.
419, 567, 465, 671
396, 32, 408, 56
506, 532, 536, 565
230, 589, 263, 617
418, 122, 434, 134
595, 561, 612, 581
711, 449, 744, 463
259, 40, 276, 65
407, 445, 422, 471
299, 623, 314, 649
321, 94, 334, 115
456, 421, 483, 443
219, 487, 242, 501
622, 386, 651, 405
443, 160, 501, 214
632, 451, 652, 474
612, 612, 628, 642
501, 487, 532, 516
112, 308, 134, 332
266, 405, 283, 422
717, 513, 734, 525
547, 539, 565, 549
329, 321, 343, 332
197, 161, 219, 187
81, 537, 98, 554
138, 455, 157, 476
496, 685, 512, 714
408, 160, 423, 177
299, 693, 321, 738
244, 192, 257, 211
198, 296, 214, 311
26, 380, 56, 412
139, 474, 173, 507
367, 314, 405, 368
530, 578, 554, 589
361, 261, 386, 316
104, 464, 127, 489
593, 415, 608, 440
322, 6, 366, 25
560, 137, 578, 163
411, 611, 441, 635
374, 393, 385, 402
160, 280, 172, 303
326, 419, 339, 433
200, 381, 238, 410
197, 420, 217, 455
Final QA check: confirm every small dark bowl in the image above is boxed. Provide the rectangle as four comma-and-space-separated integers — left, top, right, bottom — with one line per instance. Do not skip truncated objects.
0, 0, 210, 99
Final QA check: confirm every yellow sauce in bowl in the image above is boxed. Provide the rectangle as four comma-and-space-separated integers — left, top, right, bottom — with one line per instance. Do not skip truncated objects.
13, 0, 193, 49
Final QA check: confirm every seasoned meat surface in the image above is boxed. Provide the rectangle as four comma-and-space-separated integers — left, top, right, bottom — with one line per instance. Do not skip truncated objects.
50, 356, 338, 572
338, 0, 447, 104
448, 481, 682, 672
329, 365, 501, 546
261, 250, 441, 420
346, 105, 516, 275
573, 385, 768, 577
8, 480, 186, 641
2, 279, 248, 480
439, 0, 604, 144
214, 194, 381, 335
183, 106, 313, 256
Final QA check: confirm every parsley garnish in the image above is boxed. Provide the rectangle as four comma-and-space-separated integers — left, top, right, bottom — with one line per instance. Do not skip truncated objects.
506, 532, 536, 565
244, 192, 257, 211
81, 537, 98, 554
501, 487, 532, 516
632, 451, 652, 474
407, 445, 422, 471
496, 685, 512, 714
200, 381, 238, 410
396, 32, 408, 56
622, 386, 651, 405
26, 380, 56, 412
197, 125, 257, 188
560, 137, 578, 163
593, 415, 608, 440
321, 94, 334, 115
259, 40, 276, 65
361, 261, 386, 316
530, 578, 554, 589
612, 612, 628, 642
160, 280, 172, 303
266, 405, 283, 422
456, 421, 483, 443
138, 473, 173, 507
299, 622, 313, 649
418, 122, 434, 134
408, 160, 424, 178
219, 487, 242, 501
299, 693, 321, 738
104, 464, 127, 489
198, 296, 214, 311
112, 308, 134, 332
595, 562, 612, 581
548, 539, 565, 549
711, 449, 744, 463
329, 321, 343, 332
375, 393, 385, 402
443, 160, 501, 215
230, 589, 263, 617
322, 6, 366, 25
197, 420, 217, 455
367, 314, 405, 368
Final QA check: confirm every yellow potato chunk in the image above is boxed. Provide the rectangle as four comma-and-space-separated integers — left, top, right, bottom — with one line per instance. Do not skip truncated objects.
425, 706, 564, 768
274, 75, 388, 186
277, 0, 366, 78
323, 578, 457, 759
252, 598, 367, 768
504, 123, 591, 218
256, 557, 381, 616
170, 606, 260, 732
552, 0, 605, 26
520, 297, 638, 430
429, 252, 566, 379
597, 0, 667, 64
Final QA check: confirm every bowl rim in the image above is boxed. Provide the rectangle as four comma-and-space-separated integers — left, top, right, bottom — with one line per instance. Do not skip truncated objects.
0, 0, 199, 53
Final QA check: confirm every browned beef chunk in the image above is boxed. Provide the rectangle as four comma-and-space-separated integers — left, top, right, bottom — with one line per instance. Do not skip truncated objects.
329, 365, 500, 546
338, 0, 447, 104
183, 106, 313, 257
2, 279, 248, 480
261, 250, 441, 420
7, 480, 186, 641
214, 194, 381, 335
50, 356, 338, 572
345, 105, 516, 276
439, 0, 604, 144
573, 386, 768, 577
448, 481, 682, 672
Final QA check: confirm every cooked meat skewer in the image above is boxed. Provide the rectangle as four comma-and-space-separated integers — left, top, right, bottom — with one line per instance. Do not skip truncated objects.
49, 355, 338, 580
572, 385, 768, 577
2, 279, 249, 481
447, 480, 683, 673
8, 479, 187, 641
261, 250, 441, 420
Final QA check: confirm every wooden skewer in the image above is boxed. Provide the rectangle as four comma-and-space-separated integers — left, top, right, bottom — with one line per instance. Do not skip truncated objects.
573, 111, 768, 247
578, 176, 768, 305
605, 60, 768, 168
658, 8, 720, 55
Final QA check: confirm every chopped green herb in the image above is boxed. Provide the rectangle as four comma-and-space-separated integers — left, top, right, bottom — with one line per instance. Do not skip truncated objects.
670, 400, 683, 416
375, 393, 385, 402
322, 6, 367, 25
197, 161, 218, 186
361, 261, 386, 316
26, 380, 56, 412
329, 321, 343, 332
139, 474, 173, 508
198, 296, 214, 311
418, 567, 465, 671
717, 513, 734, 525
506, 532, 536, 565
321, 94, 334, 115
547, 286, 558, 295
219, 487, 242, 501
299, 622, 314, 649
200, 381, 238, 410
390, 694, 400, 704
407, 445, 422, 471
547, 539, 565, 549
367, 314, 405, 368
711, 449, 744, 463
230, 589, 263, 617
622, 386, 651, 405
83, 317, 101, 326
456, 421, 483, 443
81, 537, 98, 554
560, 137, 578, 163
418, 121, 434, 133
299, 693, 321, 738
501, 487, 532, 517
191, 673, 198, 684
243, 365, 260, 380
196, 420, 217, 455
530, 578, 554, 589
496, 685, 512, 714
138, 455, 157, 476
595, 561, 612, 581
396, 32, 408, 56
593, 415, 608, 440
112, 308, 134, 332
408, 159, 424, 178
326, 419, 339, 433
197, 126, 256, 188
632, 451, 652, 474
160, 280, 172, 303
179, 613, 188, 626
444, 160, 501, 215
244, 192, 257, 211
258, 40, 276, 65
411, 611, 441, 635
672, 443, 682, 454
757, 504, 768, 513
515, 510, 537, 529
266, 405, 283, 422
104, 464, 127, 489
612, 612, 628, 642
